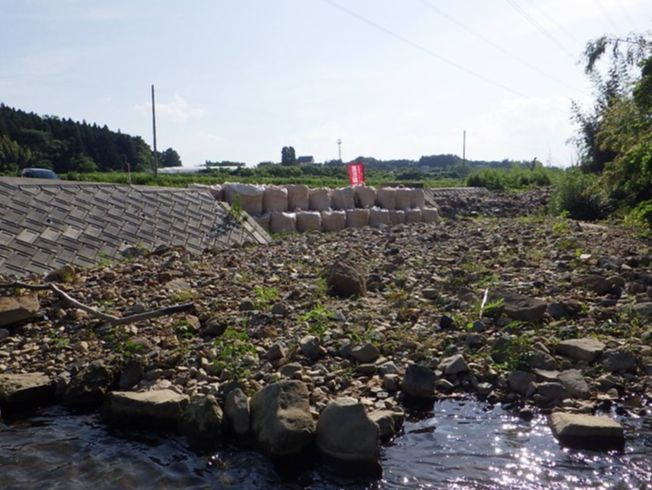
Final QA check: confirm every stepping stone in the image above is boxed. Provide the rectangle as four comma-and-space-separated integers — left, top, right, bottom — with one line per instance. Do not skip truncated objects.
557, 338, 605, 362
0, 373, 54, 411
549, 412, 624, 450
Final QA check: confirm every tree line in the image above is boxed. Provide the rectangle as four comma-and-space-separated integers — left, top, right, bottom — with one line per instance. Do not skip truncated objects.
0, 104, 182, 175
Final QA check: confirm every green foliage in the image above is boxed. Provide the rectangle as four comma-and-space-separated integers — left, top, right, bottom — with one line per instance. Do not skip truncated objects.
491, 333, 533, 371
548, 168, 611, 220
252, 285, 279, 310
281, 146, 296, 165
212, 327, 256, 380
169, 289, 197, 302
624, 200, 652, 234
298, 304, 334, 339
465, 163, 557, 190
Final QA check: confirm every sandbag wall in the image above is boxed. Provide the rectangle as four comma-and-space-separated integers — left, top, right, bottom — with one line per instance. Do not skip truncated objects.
212, 183, 440, 233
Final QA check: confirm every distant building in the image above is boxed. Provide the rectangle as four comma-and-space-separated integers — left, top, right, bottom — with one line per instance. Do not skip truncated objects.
297, 155, 315, 164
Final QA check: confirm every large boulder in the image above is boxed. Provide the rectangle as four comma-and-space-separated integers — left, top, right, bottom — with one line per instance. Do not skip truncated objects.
549, 412, 624, 450
224, 387, 251, 440
401, 363, 436, 399
0, 295, 40, 328
249, 380, 315, 458
369, 409, 405, 442
0, 373, 54, 412
63, 361, 116, 408
179, 396, 223, 448
326, 261, 366, 298
316, 398, 379, 464
556, 338, 605, 362
489, 290, 546, 323
104, 389, 189, 427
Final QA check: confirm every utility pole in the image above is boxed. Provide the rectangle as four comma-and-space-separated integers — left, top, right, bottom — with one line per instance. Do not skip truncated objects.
151, 84, 158, 177
337, 138, 342, 162
462, 130, 466, 163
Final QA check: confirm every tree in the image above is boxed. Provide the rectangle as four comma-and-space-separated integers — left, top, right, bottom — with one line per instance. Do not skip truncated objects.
281, 146, 296, 165
159, 147, 182, 167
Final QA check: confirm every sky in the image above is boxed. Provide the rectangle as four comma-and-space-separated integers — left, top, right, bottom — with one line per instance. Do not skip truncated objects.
1, 0, 650, 167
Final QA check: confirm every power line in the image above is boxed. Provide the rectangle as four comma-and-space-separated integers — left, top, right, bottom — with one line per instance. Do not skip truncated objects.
595, 0, 625, 33
504, 0, 576, 60
522, 0, 584, 47
419, 0, 579, 92
615, 0, 640, 31
321, 0, 527, 97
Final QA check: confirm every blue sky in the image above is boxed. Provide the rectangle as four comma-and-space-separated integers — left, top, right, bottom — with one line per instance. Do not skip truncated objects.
1, 0, 650, 167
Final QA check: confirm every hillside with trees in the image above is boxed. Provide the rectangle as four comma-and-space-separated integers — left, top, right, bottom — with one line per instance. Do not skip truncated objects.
0, 104, 181, 175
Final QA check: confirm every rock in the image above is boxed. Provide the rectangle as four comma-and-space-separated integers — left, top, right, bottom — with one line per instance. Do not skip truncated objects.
558, 369, 590, 399
351, 343, 380, 364
250, 380, 315, 457
270, 302, 289, 316
490, 290, 546, 323
378, 361, 399, 375
557, 338, 605, 362
316, 398, 379, 463
299, 335, 321, 360
439, 315, 455, 330
0, 328, 9, 340
104, 389, 189, 426
0, 295, 40, 328
369, 409, 404, 442
382, 374, 400, 392
0, 373, 54, 411
549, 412, 624, 450
528, 351, 557, 370
601, 349, 637, 373
44, 264, 76, 283
202, 316, 227, 337
64, 361, 116, 408
279, 362, 303, 379
438, 354, 469, 375
536, 382, 569, 401
119, 358, 144, 390
508, 370, 536, 397
224, 387, 251, 440
580, 274, 620, 295
422, 288, 438, 300
401, 364, 435, 399
633, 302, 652, 318
179, 396, 223, 448
326, 261, 366, 298
263, 343, 286, 362
435, 379, 455, 393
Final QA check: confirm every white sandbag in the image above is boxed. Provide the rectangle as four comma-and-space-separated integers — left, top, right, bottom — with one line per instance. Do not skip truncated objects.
309, 188, 332, 211
369, 208, 390, 228
286, 184, 309, 211
296, 211, 322, 232
331, 187, 355, 210
354, 185, 376, 208
345, 208, 370, 228
321, 210, 346, 232
410, 188, 425, 209
395, 188, 412, 210
376, 187, 396, 210
269, 211, 296, 234
405, 208, 422, 223
389, 210, 405, 225
422, 207, 441, 223
210, 184, 224, 201
223, 183, 264, 215
253, 213, 270, 231
263, 185, 288, 213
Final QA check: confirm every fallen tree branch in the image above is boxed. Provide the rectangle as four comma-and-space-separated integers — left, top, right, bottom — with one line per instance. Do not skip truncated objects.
0, 281, 194, 326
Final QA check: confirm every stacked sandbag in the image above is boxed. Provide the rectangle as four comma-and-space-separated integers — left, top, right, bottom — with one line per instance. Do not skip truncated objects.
223, 183, 264, 215
331, 187, 355, 210
269, 212, 296, 233
253, 213, 271, 231
263, 185, 288, 213
422, 207, 441, 223
376, 187, 396, 210
395, 188, 412, 210
309, 188, 332, 211
345, 209, 370, 228
405, 208, 422, 223
354, 185, 376, 208
410, 188, 426, 209
389, 210, 405, 225
210, 184, 224, 201
321, 210, 346, 232
286, 184, 310, 211
369, 208, 390, 228
296, 211, 322, 232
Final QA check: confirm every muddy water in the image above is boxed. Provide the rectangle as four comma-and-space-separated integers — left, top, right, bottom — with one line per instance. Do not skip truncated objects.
1, 400, 650, 489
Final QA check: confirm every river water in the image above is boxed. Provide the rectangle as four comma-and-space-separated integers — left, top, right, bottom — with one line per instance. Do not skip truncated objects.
1, 400, 650, 489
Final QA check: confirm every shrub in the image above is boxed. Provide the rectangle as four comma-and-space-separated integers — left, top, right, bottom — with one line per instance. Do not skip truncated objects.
548, 168, 611, 220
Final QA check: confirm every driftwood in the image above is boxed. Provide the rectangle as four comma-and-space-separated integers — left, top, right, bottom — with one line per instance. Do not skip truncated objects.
0, 281, 193, 326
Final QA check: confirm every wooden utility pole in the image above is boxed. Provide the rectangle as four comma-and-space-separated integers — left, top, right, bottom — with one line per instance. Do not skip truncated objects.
151, 84, 158, 177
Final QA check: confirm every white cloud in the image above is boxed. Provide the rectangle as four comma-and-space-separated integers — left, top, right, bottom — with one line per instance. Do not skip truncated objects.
135, 94, 205, 123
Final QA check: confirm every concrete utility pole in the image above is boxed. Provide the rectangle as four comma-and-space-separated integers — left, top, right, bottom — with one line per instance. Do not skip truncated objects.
151, 84, 158, 177
337, 138, 342, 162
462, 130, 466, 163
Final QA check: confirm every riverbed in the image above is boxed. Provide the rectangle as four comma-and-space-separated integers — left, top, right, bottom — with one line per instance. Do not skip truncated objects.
1, 400, 650, 489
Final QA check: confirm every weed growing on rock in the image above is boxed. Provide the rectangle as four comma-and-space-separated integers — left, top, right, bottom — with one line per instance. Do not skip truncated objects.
253, 285, 279, 310
299, 304, 334, 339
212, 327, 256, 380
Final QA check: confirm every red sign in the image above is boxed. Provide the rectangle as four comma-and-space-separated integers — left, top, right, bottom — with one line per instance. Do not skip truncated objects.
347, 163, 365, 186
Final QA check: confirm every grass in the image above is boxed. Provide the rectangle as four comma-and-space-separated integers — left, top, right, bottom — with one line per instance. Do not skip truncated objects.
252, 285, 279, 310
298, 303, 334, 339
212, 327, 257, 380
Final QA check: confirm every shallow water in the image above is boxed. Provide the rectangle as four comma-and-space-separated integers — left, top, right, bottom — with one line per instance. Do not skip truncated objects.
0, 400, 650, 489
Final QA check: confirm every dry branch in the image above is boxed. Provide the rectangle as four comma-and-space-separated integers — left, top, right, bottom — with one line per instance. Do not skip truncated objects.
0, 281, 193, 325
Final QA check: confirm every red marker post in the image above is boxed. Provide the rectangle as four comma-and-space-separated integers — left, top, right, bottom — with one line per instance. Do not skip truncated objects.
347, 162, 365, 186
